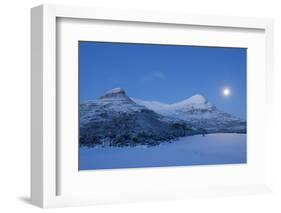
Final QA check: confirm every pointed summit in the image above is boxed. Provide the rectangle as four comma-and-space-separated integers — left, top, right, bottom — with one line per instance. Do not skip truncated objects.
173, 94, 208, 107
105, 88, 125, 95
187, 94, 208, 104
100, 88, 128, 100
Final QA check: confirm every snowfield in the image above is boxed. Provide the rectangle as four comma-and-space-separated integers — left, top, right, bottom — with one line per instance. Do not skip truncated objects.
79, 133, 246, 170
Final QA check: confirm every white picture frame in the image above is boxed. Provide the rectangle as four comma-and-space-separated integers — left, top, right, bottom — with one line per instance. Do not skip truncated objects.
31, 4, 274, 208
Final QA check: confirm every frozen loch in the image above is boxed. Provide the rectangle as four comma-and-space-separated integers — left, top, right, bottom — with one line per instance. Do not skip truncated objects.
79, 133, 246, 170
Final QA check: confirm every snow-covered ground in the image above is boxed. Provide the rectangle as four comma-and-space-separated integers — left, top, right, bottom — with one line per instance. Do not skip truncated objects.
79, 133, 246, 170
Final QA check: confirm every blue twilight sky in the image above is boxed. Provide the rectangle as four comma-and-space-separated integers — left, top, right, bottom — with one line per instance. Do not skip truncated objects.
79, 41, 247, 119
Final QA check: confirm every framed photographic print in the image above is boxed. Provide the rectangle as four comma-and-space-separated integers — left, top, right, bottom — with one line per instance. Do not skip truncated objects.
31, 4, 274, 208
78, 41, 247, 170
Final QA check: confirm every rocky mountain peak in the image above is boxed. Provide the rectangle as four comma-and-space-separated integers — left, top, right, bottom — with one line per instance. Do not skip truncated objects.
99, 88, 128, 100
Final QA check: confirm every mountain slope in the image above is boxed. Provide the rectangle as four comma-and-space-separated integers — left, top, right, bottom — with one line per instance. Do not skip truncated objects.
80, 88, 199, 147
133, 94, 246, 133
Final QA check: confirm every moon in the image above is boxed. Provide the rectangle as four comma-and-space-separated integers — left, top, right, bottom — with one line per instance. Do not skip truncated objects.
222, 88, 231, 96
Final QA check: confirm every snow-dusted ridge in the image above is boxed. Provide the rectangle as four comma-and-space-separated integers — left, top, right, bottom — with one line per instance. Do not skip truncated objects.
132, 94, 215, 113
133, 93, 245, 133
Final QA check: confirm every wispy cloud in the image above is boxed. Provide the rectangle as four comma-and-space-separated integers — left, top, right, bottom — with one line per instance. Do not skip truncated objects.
140, 71, 165, 83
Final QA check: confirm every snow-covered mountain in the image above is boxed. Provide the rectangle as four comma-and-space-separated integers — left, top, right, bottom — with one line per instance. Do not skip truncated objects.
80, 88, 199, 147
80, 88, 246, 147
133, 94, 246, 133
133, 94, 214, 114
